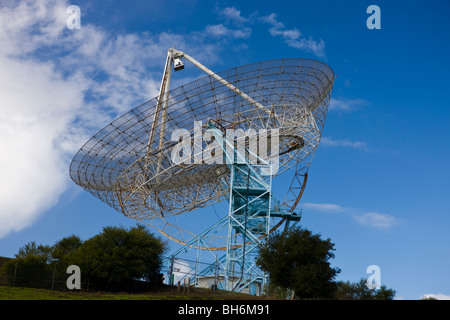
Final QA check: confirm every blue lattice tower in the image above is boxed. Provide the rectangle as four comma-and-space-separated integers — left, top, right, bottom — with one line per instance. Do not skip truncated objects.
223, 161, 272, 291
164, 121, 301, 293
164, 120, 302, 293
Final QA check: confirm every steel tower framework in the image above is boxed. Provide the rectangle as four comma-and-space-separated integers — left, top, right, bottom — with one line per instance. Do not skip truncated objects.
165, 119, 301, 292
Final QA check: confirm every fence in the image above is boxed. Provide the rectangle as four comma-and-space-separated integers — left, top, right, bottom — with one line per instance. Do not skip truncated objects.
0, 255, 266, 295
0, 261, 162, 292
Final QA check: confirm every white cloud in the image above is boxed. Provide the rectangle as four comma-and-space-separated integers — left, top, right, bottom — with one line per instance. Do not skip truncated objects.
329, 97, 369, 112
321, 97, 371, 152
206, 7, 255, 41
304, 203, 402, 230
204, 24, 252, 39
0, 0, 238, 239
219, 7, 250, 24
0, 0, 87, 238
0, 0, 67, 56
303, 203, 346, 213
215, 7, 326, 57
352, 212, 402, 230
421, 293, 450, 300
321, 137, 369, 152
261, 13, 325, 57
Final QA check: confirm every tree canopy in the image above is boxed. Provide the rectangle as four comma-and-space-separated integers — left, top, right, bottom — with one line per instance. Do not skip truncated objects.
2, 224, 167, 291
65, 225, 167, 290
256, 226, 341, 299
335, 279, 396, 300
3, 241, 53, 288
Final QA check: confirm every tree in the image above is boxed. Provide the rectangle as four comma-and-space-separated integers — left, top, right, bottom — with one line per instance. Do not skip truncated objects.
335, 279, 396, 300
420, 296, 438, 300
3, 225, 167, 291
51, 235, 83, 261
65, 224, 167, 291
256, 226, 340, 299
49, 235, 84, 287
4, 241, 53, 287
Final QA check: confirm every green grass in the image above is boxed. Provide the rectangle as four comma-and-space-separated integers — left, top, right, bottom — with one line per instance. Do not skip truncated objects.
0, 285, 268, 300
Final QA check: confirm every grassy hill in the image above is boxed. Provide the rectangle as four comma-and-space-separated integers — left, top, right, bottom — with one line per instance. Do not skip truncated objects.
0, 285, 268, 300
0, 255, 268, 300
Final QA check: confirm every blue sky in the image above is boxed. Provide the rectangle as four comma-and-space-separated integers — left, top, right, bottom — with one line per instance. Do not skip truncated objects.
0, 0, 449, 300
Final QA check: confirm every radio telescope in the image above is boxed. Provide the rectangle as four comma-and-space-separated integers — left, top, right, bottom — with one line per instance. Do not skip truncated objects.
70, 48, 334, 293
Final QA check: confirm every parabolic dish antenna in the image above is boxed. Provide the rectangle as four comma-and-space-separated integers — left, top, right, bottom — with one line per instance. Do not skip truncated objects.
70, 48, 334, 292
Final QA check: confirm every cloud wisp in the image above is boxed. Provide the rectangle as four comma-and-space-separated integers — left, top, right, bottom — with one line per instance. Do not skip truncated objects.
204, 24, 252, 39
218, 6, 250, 24
352, 212, 403, 230
329, 97, 370, 112
303, 203, 346, 213
214, 6, 327, 58
321, 137, 369, 152
260, 13, 326, 57
304, 202, 402, 230
320, 97, 371, 152
421, 293, 450, 300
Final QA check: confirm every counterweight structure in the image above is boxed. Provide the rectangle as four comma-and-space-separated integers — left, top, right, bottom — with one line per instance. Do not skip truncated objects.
70, 48, 335, 293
